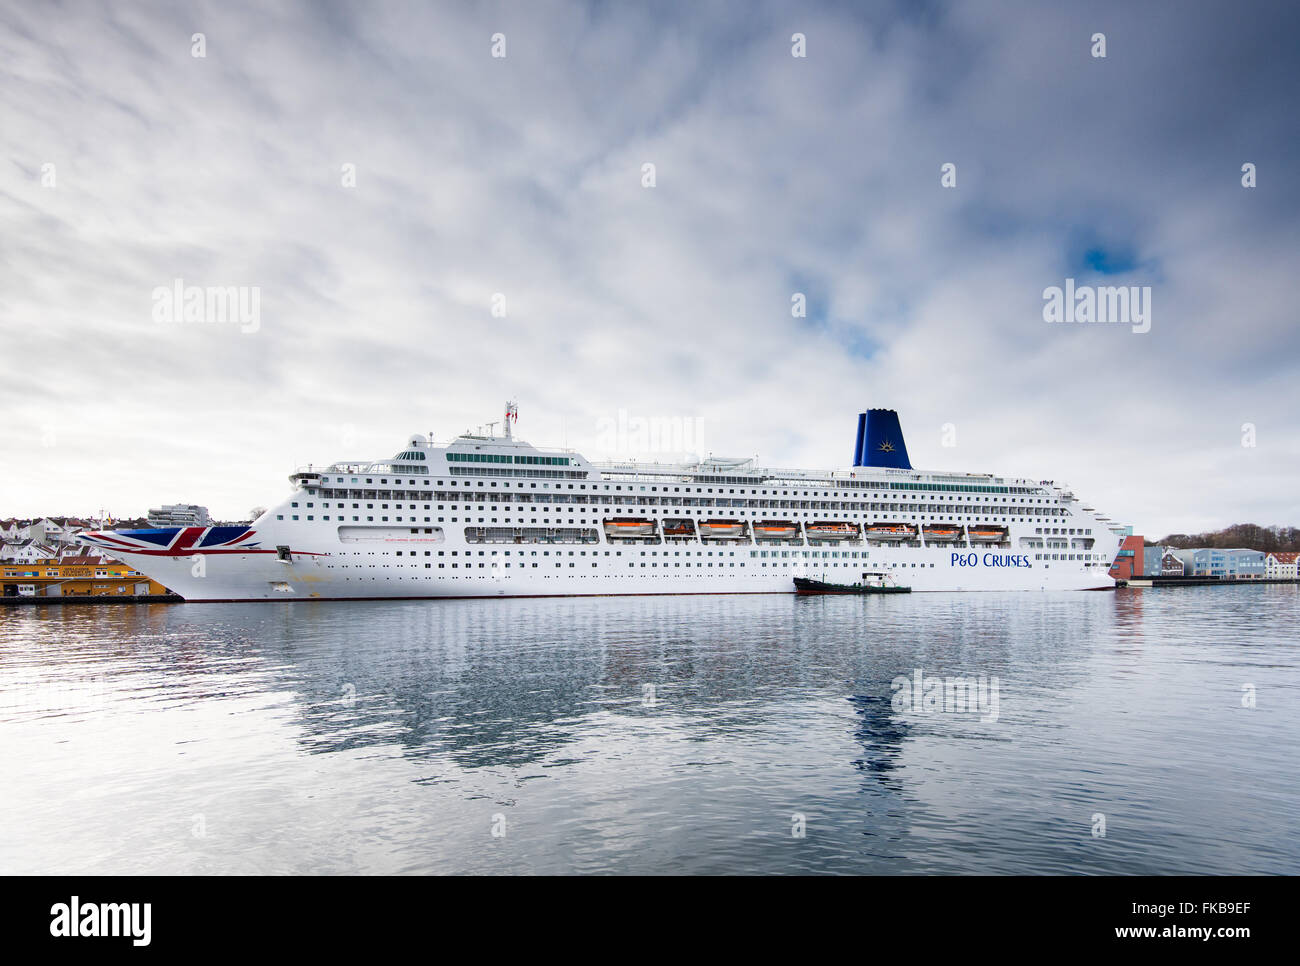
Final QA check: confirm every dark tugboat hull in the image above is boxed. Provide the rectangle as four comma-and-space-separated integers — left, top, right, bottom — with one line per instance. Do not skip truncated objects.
793, 577, 911, 595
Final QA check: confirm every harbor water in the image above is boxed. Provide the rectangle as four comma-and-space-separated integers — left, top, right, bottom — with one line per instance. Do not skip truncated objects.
1, 586, 1296, 874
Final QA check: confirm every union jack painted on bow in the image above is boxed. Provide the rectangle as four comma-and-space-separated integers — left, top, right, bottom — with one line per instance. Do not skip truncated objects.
79, 526, 265, 556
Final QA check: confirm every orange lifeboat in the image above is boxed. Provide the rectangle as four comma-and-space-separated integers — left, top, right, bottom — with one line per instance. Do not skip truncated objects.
699, 519, 747, 539
753, 520, 800, 540
603, 518, 656, 538
806, 522, 860, 541
922, 524, 963, 542
864, 523, 918, 541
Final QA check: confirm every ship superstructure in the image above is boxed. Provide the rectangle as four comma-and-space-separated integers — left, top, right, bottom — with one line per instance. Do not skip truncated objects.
80, 406, 1125, 600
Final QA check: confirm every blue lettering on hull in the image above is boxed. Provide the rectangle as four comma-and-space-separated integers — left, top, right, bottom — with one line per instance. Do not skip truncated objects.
951, 552, 1032, 568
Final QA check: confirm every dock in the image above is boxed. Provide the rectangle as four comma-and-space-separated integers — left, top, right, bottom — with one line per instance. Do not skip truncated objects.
1121, 576, 1300, 588
1, 594, 183, 607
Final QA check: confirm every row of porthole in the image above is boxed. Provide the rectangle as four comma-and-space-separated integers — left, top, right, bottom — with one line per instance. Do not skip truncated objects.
336, 572, 757, 578
324, 561, 859, 575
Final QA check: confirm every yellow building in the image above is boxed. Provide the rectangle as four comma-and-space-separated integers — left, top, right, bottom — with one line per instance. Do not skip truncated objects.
1, 556, 170, 598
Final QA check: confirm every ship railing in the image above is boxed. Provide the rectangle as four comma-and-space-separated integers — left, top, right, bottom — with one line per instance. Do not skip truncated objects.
307, 461, 391, 475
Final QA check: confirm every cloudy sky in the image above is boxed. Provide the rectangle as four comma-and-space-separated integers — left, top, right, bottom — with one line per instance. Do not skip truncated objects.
1, 0, 1296, 535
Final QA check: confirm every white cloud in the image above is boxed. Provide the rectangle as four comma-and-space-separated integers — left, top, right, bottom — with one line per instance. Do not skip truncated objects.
0, 0, 1295, 537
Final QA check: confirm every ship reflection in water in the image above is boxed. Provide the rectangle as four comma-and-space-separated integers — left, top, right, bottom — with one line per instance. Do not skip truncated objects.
1, 587, 1296, 874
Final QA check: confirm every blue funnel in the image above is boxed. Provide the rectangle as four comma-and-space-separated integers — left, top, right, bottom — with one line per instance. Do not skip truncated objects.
853, 410, 912, 469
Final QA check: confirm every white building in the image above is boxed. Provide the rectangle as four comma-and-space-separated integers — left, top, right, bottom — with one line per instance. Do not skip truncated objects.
147, 504, 212, 528
2, 541, 57, 564
17, 519, 61, 545
1264, 552, 1299, 579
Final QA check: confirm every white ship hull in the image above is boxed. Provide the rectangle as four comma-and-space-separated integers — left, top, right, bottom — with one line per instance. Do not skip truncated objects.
83, 545, 1114, 600
84, 529, 1115, 601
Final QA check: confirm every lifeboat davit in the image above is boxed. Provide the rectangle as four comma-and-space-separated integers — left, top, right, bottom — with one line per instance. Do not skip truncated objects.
968, 525, 1008, 543
864, 523, 918, 541
753, 520, 800, 539
603, 518, 656, 538
699, 519, 747, 539
922, 524, 963, 542
806, 522, 860, 540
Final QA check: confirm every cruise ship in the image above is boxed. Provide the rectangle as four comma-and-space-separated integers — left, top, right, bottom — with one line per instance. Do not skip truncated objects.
78, 406, 1125, 600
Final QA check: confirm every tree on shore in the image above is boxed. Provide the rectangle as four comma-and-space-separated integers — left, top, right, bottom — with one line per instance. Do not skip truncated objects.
1158, 524, 1300, 552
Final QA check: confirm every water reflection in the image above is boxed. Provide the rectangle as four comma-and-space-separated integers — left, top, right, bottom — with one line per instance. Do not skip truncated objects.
0, 593, 1151, 764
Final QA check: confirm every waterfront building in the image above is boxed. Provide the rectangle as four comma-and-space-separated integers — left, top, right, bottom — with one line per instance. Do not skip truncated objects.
1185, 548, 1266, 579
1228, 549, 1267, 579
1108, 535, 1146, 581
1, 556, 168, 598
1189, 549, 1227, 578
1264, 551, 1300, 579
1160, 550, 1187, 576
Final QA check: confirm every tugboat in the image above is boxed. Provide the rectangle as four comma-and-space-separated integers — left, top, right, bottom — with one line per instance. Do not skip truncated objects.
793, 571, 911, 594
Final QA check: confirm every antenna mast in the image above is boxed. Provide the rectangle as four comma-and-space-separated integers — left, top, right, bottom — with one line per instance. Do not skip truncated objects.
505, 400, 518, 440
